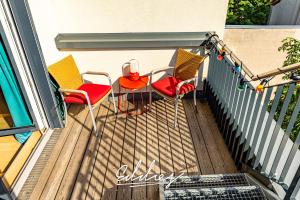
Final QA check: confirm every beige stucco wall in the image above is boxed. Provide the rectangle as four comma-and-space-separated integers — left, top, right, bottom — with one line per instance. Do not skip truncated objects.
28, 0, 229, 88
224, 27, 300, 85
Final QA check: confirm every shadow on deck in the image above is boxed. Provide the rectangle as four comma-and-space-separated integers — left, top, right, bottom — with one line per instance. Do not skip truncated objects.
18, 95, 237, 200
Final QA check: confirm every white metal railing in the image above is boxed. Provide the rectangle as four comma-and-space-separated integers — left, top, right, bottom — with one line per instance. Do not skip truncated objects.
206, 49, 300, 200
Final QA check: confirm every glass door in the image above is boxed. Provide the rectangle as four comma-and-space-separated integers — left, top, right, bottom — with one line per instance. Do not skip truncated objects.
0, 35, 36, 143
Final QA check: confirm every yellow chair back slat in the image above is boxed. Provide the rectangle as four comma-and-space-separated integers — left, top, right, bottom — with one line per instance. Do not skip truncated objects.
174, 48, 205, 80
48, 55, 83, 89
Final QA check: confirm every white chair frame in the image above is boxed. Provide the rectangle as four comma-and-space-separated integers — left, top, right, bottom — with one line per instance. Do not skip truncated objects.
149, 66, 200, 128
59, 71, 117, 136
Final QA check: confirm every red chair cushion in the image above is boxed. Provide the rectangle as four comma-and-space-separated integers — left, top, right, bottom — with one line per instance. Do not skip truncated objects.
64, 83, 111, 105
151, 76, 195, 97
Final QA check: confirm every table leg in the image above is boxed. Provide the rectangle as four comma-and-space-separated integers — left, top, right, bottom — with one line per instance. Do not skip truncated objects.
125, 90, 128, 115
118, 84, 121, 112
141, 91, 144, 114
132, 92, 136, 115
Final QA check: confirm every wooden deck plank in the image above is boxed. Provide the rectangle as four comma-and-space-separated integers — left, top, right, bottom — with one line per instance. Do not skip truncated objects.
101, 105, 127, 199
102, 186, 118, 200
132, 100, 147, 200
70, 104, 109, 200
131, 186, 147, 200
187, 99, 226, 174
29, 105, 81, 200
155, 100, 174, 173
39, 106, 89, 200
199, 102, 238, 173
182, 99, 214, 174
133, 101, 147, 175
55, 105, 101, 199
113, 101, 130, 200
116, 101, 137, 200
146, 98, 160, 200
164, 99, 187, 174
88, 103, 116, 200
145, 100, 160, 174
177, 100, 199, 174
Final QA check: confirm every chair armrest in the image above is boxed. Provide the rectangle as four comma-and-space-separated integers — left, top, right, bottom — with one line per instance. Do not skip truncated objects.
59, 88, 92, 105
176, 77, 198, 96
151, 66, 174, 75
150, 66, 174, 84
82, 71, 110, 77
81, 71, 112, 86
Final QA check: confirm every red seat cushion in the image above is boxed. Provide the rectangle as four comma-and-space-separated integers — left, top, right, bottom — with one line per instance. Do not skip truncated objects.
151, 76, 195, 97
64, 83, 111, 105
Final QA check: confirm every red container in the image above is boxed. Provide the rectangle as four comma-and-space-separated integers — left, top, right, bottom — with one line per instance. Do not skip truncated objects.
129, 72, 140, 81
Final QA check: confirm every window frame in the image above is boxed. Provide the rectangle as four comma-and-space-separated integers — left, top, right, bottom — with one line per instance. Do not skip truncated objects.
0, 0, 63, 137
0, 20, 38, 136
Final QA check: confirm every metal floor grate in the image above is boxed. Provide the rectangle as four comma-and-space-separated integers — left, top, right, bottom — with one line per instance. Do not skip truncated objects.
164, 186, 267, 200
167, 174, 250, 189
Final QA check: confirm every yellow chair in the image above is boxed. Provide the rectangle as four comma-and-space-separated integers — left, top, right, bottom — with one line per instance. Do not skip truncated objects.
150, 49, 207, 127
48, 55, 117, 135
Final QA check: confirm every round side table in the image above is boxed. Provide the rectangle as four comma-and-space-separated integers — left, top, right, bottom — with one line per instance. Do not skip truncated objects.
118, 75, 149, 115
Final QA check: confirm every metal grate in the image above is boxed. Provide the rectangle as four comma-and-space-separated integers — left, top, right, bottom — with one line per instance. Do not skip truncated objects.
167, 174, 250, 189
164, 186, 267, 200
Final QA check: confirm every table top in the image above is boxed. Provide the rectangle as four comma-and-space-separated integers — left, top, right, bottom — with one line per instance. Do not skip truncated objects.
119, 75, 149, 90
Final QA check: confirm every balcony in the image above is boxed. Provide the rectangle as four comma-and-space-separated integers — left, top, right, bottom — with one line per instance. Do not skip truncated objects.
8, 32, 298, 200
17, 94, 237, 199
1, 1, 299, 199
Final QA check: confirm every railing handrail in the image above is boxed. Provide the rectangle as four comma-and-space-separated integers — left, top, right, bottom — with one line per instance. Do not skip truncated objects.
206, 32, 300, 82
251, 62, 300, 81
207, 32, 255, 79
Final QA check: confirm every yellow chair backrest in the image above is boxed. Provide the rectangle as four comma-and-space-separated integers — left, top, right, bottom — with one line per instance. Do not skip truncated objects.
174, 48, 205, 80
48, 55, 83, 89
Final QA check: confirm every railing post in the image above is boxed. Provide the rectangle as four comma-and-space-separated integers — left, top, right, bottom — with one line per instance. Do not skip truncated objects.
284, 165, 300, 200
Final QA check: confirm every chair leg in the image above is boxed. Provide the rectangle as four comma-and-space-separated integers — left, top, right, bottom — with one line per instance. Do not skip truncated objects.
111, 90, 117, 114
60, 92, 68, 127
88, 103, 98, 136
193, 89, 198, 113
63, 102, 68, 127
174, 97, 178, 128
149, 87, 152, 111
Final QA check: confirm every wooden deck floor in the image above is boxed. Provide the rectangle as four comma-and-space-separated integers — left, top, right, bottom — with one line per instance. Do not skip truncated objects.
20, 96, 237, 200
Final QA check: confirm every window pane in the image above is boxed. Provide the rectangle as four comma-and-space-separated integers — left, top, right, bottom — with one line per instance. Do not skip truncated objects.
0, 39, 33, 132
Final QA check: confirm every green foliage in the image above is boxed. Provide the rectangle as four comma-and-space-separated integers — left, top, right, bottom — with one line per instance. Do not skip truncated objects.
272, 85, 300, 142
271, 37, 300, 142
226, 0, 271, 25
278, 37, 300, 77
